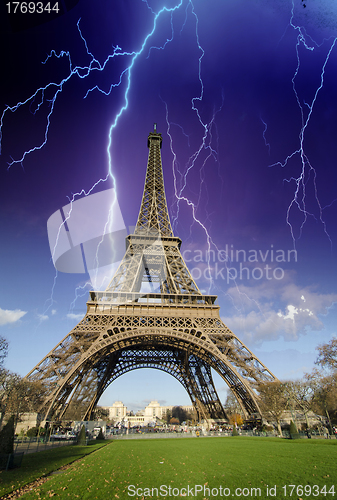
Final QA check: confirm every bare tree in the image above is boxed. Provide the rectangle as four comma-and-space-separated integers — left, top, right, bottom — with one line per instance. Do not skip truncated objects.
224, 391, 244, 417
306, 369, 337, 432
258, 381, 288, 436
284, 379, 315, 429
92, 406, 109, 420
0, 370, 20, 428
0, 337, 8, 369
0, 371, 44, 430
186, 407, 198, 424
315, 337, 337, 372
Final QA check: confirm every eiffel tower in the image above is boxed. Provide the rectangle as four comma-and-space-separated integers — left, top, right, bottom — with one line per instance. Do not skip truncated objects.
26, 126, 276, 424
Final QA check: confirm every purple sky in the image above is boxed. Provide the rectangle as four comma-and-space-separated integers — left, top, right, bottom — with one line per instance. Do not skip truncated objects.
1, 0, 337, 411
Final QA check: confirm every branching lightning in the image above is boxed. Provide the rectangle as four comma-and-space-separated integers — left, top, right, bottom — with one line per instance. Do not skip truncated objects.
161, 0, 263, 316
42, 173, 111, 320
2, 0, 211, 321
270, 1, 337, 249
260, 115, 271, 155
3, 0, 336, 341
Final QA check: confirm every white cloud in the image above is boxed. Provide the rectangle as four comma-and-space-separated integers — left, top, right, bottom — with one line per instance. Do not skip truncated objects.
51, 309, 57, 315
278, 304, 298, 322
67, 313, 84, 321
221, 275, 337, 345
0, 308, 27, 326
38, 314, 49, 322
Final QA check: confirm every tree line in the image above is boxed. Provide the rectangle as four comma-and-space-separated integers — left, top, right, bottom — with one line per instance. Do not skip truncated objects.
0, 336, 44, 431
225, 337, 337, 435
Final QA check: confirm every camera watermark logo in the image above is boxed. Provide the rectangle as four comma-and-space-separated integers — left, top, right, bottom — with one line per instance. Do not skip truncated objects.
47, 189, 168, 291
47, 188, 127, 289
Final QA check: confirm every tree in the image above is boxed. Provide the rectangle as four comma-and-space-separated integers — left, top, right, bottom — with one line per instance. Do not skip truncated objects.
172, 406, 188, 424
258, 381, 288, 436
0, 336, 8, 369
0, 371, 44, 429
185, 407, 198, 424
224, 391, 244, 416
306, 370, 337, 430
0, 370, 21, 428
315, 337, 337, 372
0, 336, 9, 427
77, 425, 86, 445
0, 337, 45, 431
284, 379, 315, 429
26, 426, 39, 437
224, 391, 244, 426
289, 420, 299, 439
92, 406, 109, 420
96, 428, 105, 440
229, 413, 243, 426
0, 415, 15, 454
164, 409, 172, 424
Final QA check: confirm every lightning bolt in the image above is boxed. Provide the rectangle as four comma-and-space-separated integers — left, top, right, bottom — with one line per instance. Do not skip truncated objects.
260, 115, 271, 155
152, 0, 225, 295
2, 0, 213, 320
41, 174, 111, 321
160, 2, 252, 312
5, 0, 331, 338
270, 0, 337, 249
0, 0, 183, 170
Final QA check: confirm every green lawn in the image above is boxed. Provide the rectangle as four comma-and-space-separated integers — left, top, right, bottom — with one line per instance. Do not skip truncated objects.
1, 437, 336, 499
0, 441, 107, 497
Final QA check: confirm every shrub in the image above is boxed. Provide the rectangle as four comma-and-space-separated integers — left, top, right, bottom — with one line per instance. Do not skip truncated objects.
96, 428, 105, 440
26, 427, 39, 437
262, 424, 274, 432
77, 425, 86, 445
0, 415, 15, 454
38, 426, 47, 437
289, 420, 300, 439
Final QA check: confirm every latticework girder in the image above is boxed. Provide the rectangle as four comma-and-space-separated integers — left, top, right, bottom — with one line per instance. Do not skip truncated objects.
26, 300, 275, 422
135, 130, 173, 237
79, 348, 226, 422
25, 127, 277, 423
106, 130, 200, 296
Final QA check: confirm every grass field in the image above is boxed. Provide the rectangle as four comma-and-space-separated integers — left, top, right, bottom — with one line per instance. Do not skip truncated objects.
0, 441, 107, 497
1, 437, 336, 499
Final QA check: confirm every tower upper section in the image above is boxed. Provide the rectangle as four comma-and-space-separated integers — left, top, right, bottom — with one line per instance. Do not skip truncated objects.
103, 127, 207, 300
135, 127, 174, 237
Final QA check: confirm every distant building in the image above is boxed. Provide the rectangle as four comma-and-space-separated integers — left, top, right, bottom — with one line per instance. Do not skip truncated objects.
101, 401, 127, 421
101, 400, 195, 426
15, 413, 39, 434
13, 401, 196, 434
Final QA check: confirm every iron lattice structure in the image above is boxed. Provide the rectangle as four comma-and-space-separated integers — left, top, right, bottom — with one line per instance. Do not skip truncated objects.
26, 127, 276, 423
